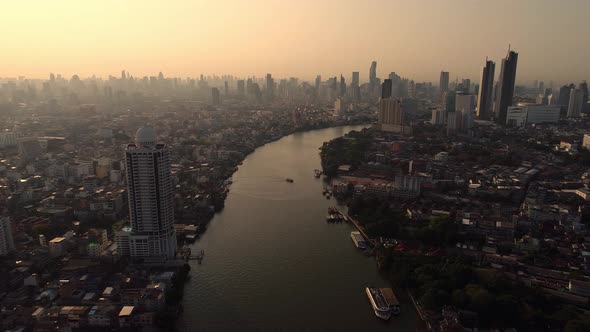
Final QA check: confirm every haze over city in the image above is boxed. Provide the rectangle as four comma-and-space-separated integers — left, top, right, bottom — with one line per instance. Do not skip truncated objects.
3, 1, 590, 331
3, 0, 589, 82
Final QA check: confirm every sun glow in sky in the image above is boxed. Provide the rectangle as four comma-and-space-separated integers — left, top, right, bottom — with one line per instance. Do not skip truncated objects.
2, 0, 589, 83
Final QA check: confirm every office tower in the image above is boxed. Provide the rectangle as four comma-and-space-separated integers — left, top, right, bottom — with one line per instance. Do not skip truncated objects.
369, 61, 377, 86
477, 59, 495, 120
211, 87, 221, 105
559, 84, 574, 116
266, 73, 274, 100
462, 79, 471, 93
0, 216, 15, 256
493, 47, 518, 124
381, 79, 392, 99
352, 72, 360, 86
121, 70, 126, 80
237, 80, 245, 96
538, 81, 545, 93
252, 83, 262, 102
340, 75, 347, 97
439, 71, 450, 95
314, 75, 322, 98
580, 81, 589, 112
123, 127, 176, 259
224, 81, 229, 95
388, 72, 401, 98
246, 78, 253, 95
567, 88, 583, 118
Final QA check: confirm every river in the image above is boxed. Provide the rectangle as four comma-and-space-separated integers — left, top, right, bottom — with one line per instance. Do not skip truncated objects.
178, 125, 420, 331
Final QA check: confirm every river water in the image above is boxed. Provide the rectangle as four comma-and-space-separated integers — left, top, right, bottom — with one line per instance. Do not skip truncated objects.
178, 125, 420, 331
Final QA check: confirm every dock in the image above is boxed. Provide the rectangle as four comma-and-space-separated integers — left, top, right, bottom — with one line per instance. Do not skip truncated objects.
179, 248, 205, 264
332, 207, 376, 248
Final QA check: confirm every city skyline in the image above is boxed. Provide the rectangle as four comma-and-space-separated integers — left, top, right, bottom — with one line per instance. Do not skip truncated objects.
2, 0, 589, 83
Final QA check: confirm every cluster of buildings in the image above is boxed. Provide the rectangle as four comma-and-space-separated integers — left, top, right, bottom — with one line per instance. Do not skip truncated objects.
0, 68, 373, 330
321, 53, 590, 322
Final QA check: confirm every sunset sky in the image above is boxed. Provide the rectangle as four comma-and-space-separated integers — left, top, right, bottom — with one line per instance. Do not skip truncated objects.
2, 0, 588, 83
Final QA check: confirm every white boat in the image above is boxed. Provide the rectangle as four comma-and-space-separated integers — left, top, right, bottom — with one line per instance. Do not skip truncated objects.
350, 231, 367, 249
365, 287, 392, 320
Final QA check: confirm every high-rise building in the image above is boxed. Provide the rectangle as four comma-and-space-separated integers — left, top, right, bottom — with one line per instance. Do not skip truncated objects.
352, 72, 360, 87
122, 127, 176, 259
461, 79, 471, 94
340, 75, 347, 97
237, 80, 245, 96
369, 61, 377, 86
580, 81, 589, 113
439, 71, 450, 95
567, 88, 583, 118
493, 47, 518, 124
266, 73, 274, 100
477, 59, 495, 120
211, 87, 221, 105
381, 79, 392, 99
559, 84, 574, 117
377, 81, 411, 134
0, 216, 15, 256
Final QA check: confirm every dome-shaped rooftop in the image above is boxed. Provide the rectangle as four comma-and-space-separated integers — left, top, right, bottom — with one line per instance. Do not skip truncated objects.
135, 127, 156, 146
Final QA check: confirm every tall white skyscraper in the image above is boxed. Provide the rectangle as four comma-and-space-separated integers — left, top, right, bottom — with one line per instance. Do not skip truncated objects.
122, 127, 176, 259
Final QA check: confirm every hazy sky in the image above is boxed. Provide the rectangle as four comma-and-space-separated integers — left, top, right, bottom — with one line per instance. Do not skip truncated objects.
2, 0, 589, 83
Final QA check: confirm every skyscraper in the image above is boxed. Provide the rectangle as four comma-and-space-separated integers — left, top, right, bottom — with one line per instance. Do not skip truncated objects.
439, 71, 450, 95
369, 61, 377, 86
493, 47, 518, 125
476, 59, 495, 120
124, 127, 176, 259
567, 88, 583, 118
580, 81, 589, 113
352, 72, 360, 87
237, 80, 245, 96
559, 84, 575, 117
266, 73, 274, 100
381, 79, 392, 99
211, 87, 221, 105
315, 75, 321, 95
340, 75, 347, 97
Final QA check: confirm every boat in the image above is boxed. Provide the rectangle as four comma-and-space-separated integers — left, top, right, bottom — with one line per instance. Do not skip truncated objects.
350, 231, 367, 249
380, 288, 401, 315
365, 287, 393, 320
285, 178, 294, 183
